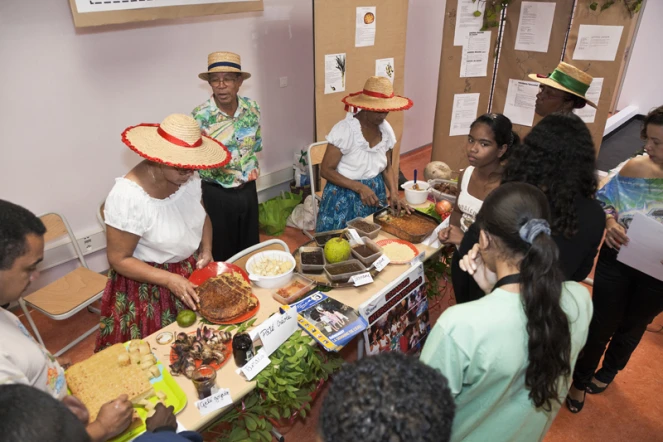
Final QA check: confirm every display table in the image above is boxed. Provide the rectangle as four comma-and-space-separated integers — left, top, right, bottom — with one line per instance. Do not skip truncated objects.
143, 214, 440, 431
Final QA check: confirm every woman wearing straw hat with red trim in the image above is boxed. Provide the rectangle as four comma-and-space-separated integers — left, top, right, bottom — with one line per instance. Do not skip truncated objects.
316, 76, 413, 232
95, 114, 230, 351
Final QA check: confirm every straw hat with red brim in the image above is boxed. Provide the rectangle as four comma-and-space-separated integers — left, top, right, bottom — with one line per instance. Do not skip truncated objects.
199, 51, 251, 82
529, 62, 597, 109
342, 76, 413, 113
121, 114, 230, 170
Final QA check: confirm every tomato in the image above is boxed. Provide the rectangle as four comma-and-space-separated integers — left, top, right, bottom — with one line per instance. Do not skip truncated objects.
435, 200, 453, 215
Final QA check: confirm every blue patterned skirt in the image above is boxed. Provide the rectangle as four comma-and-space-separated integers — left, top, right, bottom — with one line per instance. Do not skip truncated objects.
316, 175, 387, 232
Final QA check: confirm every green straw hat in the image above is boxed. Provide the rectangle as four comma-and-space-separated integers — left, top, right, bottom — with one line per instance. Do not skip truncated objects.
529, 62, 597, 109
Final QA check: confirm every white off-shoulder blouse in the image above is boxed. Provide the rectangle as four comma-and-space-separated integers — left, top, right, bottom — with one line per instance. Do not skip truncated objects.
104, 174, 205, 264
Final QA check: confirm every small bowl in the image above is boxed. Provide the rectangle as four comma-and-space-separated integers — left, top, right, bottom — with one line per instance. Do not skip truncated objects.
403, 180, 430, 205
246, 250, 296, 289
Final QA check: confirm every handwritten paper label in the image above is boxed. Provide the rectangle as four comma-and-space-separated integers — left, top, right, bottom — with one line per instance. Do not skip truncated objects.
373, 254, 390, 272
351, 272, 373, 287
347, 229, 364, 245
250, 310, 298, 356
195, 388, 233, 416
240, 349, 271, 381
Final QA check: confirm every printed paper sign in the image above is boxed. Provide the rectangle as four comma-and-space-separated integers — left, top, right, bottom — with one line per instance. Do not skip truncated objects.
503, 79, 539, 127
460, 31, 490, 78
450, 93, 480, 136
355, 6, 377, 47
373, 254, 390, 272
573, 25, 624, 61
514, 2, 556, 53
250, 310, 298, 356
195, 389, 233, 416
573, 77, 603, 123
376, 58, 395, 84
347, 229, 364, 245
240, 349, 271, 381
454, 0, 485, 46
324, 53, 346, 94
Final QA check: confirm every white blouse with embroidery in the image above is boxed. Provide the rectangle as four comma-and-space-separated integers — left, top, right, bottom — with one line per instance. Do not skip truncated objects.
104, 174, 205, 264
326, 113, 397, 181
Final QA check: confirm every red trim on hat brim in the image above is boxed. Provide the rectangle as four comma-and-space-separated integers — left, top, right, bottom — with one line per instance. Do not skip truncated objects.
121, 123, 231, 170
341, 91, 414, 112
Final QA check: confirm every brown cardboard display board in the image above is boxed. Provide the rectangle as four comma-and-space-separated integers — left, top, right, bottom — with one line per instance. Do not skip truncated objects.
564, 0, 640, 155
68, 0, 263, 28
490, 0, 575, 140
430, 1, 498, 172
314, 0, 409, 175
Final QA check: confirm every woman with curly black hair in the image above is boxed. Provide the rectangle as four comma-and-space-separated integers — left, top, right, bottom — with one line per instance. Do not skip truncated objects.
421, 183, 592, 442
453, 113, 605, 304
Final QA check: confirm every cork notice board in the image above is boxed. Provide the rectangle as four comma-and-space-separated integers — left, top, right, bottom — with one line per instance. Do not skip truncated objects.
430, 0, 498, 172
68, 0, 264, 28
313, 0, 409, 174
490, 0, 574, 140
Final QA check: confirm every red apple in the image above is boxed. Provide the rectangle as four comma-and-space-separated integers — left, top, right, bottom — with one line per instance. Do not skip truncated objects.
435, 200, 453, 215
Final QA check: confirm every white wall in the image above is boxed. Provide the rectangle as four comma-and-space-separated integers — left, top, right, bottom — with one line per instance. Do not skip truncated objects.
400, 0, 446, 153
617, 0, 663, 114
0, 0, 314, 239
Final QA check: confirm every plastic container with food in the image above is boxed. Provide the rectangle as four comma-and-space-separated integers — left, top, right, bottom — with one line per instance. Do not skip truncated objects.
299, 246, 326, 274
246, 250, 296, 289
350, 237, 383, 267
271, 275, 316, 305
324, 259, 367, 283
346, 217, 381, 240
428, 179, 458, 204
308, 229, 348, 247
402, 180, 431, 205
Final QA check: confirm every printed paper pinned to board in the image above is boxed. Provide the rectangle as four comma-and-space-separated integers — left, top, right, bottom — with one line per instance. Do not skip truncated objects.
376, 58, 395, 84
325, 53, 346, 94
503, 79, 539, 127
514, 2, 556, 53
74, 0, 257, 14
617, 213, 663, 282
454, 0, 485, 46
355, 6, 377, 47
574, 78, 603, 123
449, 93, 480, 136
573, 25, 624, 61
460, 31, 490, 78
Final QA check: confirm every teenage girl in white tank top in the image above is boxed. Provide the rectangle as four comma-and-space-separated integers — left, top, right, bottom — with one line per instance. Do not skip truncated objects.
438, 114, 517, 247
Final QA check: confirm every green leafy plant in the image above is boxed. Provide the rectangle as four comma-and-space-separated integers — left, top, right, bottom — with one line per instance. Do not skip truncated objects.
589, 0, 643, 15
470, 0, 510, 30
208, 333, 344, 441
424, 248, 454, 301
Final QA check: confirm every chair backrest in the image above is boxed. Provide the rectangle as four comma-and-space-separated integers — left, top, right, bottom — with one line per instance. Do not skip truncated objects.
307, 142, 328, 197
227, 239, 290, 273
97, 201, 106, 232
39, 213, 89, 269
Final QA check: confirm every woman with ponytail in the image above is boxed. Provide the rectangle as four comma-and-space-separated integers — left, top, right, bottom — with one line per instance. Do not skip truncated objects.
421, 182, 592, 442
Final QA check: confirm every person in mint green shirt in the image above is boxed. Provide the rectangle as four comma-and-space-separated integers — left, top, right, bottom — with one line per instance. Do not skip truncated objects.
421, 182, 592, 442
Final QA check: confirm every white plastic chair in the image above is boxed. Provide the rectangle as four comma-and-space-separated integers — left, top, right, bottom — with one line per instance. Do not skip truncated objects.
19, 213, 107, 356
307, 141, 328, 228
227, 239, 290, 273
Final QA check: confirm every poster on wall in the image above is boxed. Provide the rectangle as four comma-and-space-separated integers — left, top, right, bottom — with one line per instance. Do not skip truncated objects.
375, 58, 395, 84
355, 6, 377, 47
503, 79, 539, 127
74, 0, 258, 14
359, 263, 430, 356
449, 93, 480, 136
574, 77, 603, 124
460, 31, 490, 78
324, 53, 346, 94
454, 0, 485, 46
572, 25, 624, 61
514, 1, 556, 53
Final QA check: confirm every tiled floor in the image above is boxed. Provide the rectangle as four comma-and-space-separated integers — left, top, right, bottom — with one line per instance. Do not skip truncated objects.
17, 145, 663, 441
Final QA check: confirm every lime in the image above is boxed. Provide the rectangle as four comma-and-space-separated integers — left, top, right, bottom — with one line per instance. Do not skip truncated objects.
176, 310, 197, 328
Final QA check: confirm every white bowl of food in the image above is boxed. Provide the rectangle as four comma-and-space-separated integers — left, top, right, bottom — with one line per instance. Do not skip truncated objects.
402, 180, 430, 205
246, 250, 296, 289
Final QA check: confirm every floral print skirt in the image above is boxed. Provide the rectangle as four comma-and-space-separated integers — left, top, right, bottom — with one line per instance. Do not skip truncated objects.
94, 256, 196, 352
316, 175, 387, 232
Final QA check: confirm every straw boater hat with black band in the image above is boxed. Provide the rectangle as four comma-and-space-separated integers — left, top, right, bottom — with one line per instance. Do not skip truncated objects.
198, 51, 251, 82
342, 76, 413, 113
121, 114, 230, 169
529, 62, 597, 109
